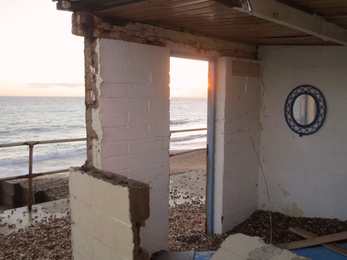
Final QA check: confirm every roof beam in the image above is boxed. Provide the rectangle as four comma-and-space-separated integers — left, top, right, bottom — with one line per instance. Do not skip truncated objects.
233, 0, 347, 46
72, 12, 257, 59
55, 0, 143, 11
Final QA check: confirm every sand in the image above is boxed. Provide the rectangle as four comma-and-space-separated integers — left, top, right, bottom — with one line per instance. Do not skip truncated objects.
170, 149, 206, 174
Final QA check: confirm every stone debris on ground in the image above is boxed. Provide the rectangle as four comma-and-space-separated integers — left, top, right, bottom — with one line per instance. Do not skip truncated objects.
230, 210, 347, 245
169, 170, 206, 206
1, 173, 347, 259
169, 203, 229, 252
211, 234, 308, 260
0, 216, 71, 260
1, 150, 347, 259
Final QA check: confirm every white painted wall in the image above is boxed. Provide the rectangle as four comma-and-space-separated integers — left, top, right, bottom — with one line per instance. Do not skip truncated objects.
97, 38, 170, 253
214, 57, 261, 233
258, 46, 347, 219
69, 168, 149, 260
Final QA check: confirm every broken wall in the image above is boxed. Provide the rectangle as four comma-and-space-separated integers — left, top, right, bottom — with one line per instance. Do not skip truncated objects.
85, 37, 170, 253
69, 168, 149, 260
214, 57, 262, 233
258, 46, 347, 220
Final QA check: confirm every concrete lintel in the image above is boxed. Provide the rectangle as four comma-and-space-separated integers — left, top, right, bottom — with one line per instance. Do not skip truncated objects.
72, 12, 256, 59
234, 0, 347, 46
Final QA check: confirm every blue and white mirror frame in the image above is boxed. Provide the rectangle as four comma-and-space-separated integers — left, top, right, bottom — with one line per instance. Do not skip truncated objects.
284, 85, 327, 137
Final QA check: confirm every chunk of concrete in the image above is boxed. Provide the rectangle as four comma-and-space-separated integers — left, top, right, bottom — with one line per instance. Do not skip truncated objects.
212, 234, 264, 259
248, 244, 282, 259
212, 234, 308, 260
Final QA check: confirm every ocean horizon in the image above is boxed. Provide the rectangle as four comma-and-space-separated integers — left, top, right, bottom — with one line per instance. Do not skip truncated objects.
0, 96, 207, 178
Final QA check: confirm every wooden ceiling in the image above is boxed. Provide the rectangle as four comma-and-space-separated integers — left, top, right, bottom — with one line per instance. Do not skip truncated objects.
56, 0, 347, 46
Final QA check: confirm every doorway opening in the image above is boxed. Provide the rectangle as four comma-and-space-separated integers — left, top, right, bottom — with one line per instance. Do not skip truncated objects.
168, 55, 213, 251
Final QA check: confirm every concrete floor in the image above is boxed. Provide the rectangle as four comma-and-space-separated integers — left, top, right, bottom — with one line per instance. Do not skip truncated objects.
0, 198, 69, 235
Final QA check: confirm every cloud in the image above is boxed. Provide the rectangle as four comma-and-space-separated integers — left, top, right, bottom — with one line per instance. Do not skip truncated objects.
26, 83, 84, 89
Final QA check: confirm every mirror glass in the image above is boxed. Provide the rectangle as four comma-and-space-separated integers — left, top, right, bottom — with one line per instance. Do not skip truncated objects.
293, 94, 316, 125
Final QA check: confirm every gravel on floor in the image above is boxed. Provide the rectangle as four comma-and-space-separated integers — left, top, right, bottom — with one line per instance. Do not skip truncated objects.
0, 216, 71, 260
169, 202, 229, 252
169, 205, 347, 251
2, 175, 347, 258
230, 209, 347, 245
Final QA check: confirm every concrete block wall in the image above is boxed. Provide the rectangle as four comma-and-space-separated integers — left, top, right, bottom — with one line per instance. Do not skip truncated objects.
214, 57, 261, 233
258, 46, 347, 220
86, 38, 171, 253
69, 168, 150, 260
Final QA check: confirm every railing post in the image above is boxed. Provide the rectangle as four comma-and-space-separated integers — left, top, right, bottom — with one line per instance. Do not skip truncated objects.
26, 142, 38, 212
0, 138, 85, 183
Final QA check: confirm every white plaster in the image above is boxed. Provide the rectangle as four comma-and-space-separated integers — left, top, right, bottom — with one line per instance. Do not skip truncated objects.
258, 46, 347, 220
70, 168, 146, 260
214, 57, 261, 233
96, 38, 170, 253
92, 108, 102, 169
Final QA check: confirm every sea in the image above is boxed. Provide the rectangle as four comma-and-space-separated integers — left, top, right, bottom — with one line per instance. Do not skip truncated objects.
0, 96, 207, 178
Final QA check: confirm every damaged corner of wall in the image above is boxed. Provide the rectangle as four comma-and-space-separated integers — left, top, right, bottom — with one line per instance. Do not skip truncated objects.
129, 180, 151, 260
69, 167, 151, 260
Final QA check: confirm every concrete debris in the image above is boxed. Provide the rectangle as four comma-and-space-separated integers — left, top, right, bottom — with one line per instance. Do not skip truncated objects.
212, 234, 308, 260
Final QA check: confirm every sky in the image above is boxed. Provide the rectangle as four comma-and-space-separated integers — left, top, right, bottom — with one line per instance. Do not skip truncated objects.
0, 0, 208, 98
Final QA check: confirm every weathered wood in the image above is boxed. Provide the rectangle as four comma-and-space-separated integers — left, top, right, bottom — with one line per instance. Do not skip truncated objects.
234, 0, 347, 46
72, 12, 257, 59
290, 227, 347, 256
283, 230, 347, 250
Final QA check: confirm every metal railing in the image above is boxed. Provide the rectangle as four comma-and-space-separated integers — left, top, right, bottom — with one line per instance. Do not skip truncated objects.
0, 138, 86, 211
169, 127, 207, 157
0, 128, 206, 210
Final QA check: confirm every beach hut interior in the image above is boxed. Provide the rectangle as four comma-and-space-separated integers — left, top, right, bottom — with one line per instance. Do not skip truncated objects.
51, 0, 347, 258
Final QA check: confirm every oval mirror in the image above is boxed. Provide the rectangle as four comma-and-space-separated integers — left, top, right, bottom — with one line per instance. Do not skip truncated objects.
293, 94, 316, 125
284, 85, 326, 136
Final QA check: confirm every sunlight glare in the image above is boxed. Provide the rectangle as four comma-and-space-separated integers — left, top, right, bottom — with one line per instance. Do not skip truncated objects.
170, 57, 208, 98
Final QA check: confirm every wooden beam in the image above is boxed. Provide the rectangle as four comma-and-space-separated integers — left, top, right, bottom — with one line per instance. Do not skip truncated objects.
280, 230, 347, 250
72, 12, 257, 59
289, 227, 347, 256
233, 0, 347, 46
213, 0, 241, 9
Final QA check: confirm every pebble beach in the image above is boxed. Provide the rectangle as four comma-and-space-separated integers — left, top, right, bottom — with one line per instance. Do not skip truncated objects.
2, 149, 347, 259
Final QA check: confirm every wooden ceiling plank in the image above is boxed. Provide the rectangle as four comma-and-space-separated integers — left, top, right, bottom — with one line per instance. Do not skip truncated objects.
100, 1, 223, 20
100, 0, 212, 15
233, 0, 347, 46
